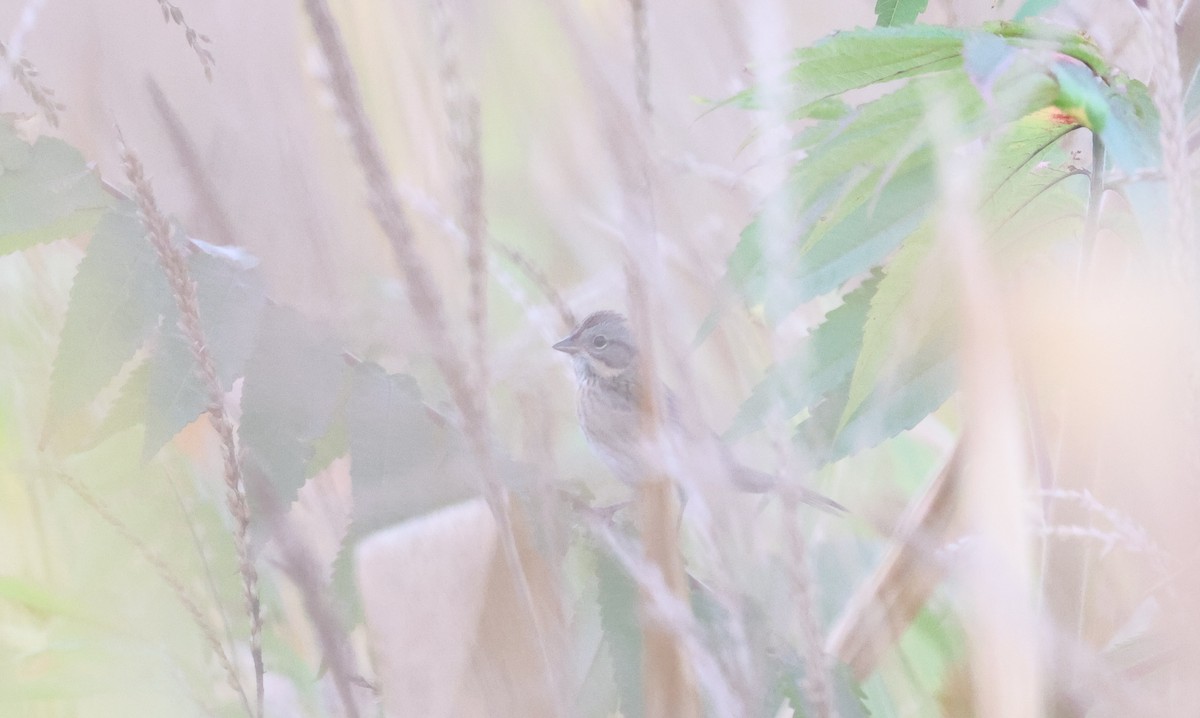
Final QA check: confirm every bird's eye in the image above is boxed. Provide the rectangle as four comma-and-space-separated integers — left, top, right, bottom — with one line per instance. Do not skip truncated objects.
591, 335, 608, 349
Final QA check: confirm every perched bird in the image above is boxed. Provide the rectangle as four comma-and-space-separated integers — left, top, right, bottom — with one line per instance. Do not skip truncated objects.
553, 310, 845, 513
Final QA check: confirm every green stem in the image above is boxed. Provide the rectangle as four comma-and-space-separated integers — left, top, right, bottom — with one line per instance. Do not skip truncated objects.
1080, 130, 1105, 282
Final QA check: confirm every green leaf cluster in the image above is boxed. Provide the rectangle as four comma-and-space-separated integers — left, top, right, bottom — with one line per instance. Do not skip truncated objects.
728, 21, 1161, 469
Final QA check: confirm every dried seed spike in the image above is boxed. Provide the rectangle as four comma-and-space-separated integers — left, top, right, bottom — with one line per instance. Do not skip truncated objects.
119, 134, 263, 716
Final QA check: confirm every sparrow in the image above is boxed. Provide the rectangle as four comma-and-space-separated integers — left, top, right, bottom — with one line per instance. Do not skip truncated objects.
554, 311, 845, 513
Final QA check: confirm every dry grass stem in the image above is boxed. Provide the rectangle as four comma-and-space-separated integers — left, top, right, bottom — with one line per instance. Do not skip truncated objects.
783, 497, 835, 718
301, 0, 482, 452
550, 0, 708, 710
55, 471, 254, 718
624, 267, 703, 717
119, 138, 264, 717
393, 182, 572, 337
827, 443, 962, 679
1143, 0, 1195, 259
939, 134, 1041, 717
742, 3, 839, 712
493, 241, 577, 330
153, 0, 216, 80
628, 0, 653, 120
584, 512, 739, 717
302, 5, 568, 712
0, 40, 63, 127
1037, 488, 1169, 566
147, 78, 237, 247
271, 514, 365, 718
634, 479, 701, 718
428, 0, 489, 415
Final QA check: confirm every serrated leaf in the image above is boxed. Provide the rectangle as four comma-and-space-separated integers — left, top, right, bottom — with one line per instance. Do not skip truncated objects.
143, 242, 267, 458
797, 334, 957, 466
787, 26, 968, 113
345, 362, 443, 486
735, 63, 1057, 320
90, 357, 151, 446
875, 0, 929, 27
46, 206, 169, 428
729, 176, 854, 314
839, 110, 1077, 432
306, 410, 348, 478
595, 547, 643, 718
732, 147, 934, 323
0, 122, 110, 255
836, 224, 937, 435
728, 276, 879, 441
239, 305, 347, 516
783, 151, 935, 315
330, 362, 457, 620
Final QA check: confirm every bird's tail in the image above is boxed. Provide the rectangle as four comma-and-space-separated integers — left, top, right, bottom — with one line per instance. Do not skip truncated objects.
730, 462, 847, 515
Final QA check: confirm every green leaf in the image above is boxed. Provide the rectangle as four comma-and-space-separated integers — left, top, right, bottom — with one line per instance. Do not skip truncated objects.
0, 575, 99, 623
0, 121, 110, 255
91, 358, 152, 447
962, 33, 1018, 100
345, 363, 443, 491
836, 223, 936, 434
832, 663, 874, 718
875, 0, 929, 26
728, 275, 879, 441
839, 109, 1077, 432
787, 26, 968, 113
1013, 0, 1061, 20
1098, 78, 1159, 173
1051, 60, 1111, 131
46, 206, 168, 428
143, 241, 267, 458
239, 305, 347, 516
306, 409, 348, 479
783, 151, 935, 315
1091, 78, 1164, 241
734, 62, 1057, 320
595, 547, 642, 718
331, 362, 458, 618
987, 20, 1111, 78
796, 332, 957, 466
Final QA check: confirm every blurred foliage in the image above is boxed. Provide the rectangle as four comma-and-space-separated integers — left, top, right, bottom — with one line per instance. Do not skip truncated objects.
0, 1, 1176, 715
874, 0, 930, 27
728, 20, 1158, 471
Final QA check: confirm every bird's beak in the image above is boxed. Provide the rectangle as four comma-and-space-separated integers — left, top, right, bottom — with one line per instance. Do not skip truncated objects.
553, 334, 579, 354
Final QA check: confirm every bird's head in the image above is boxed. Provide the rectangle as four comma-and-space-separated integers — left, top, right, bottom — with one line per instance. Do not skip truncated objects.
553, 310, 638, 380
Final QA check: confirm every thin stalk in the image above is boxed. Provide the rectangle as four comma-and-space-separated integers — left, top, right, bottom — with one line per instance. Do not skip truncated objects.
1079, 131, 1106, 283
300, 3, 565, 711
57, 471, 254, 718
119, 139, 264, 717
